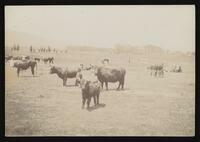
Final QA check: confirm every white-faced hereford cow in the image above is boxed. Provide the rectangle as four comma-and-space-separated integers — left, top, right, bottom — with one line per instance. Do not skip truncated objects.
49, 66, 81, 86
94, 66, 126, 90
13, 60, 37, 77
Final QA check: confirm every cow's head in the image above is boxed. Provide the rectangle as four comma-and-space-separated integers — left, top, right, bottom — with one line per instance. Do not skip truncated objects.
13, 62, 19, 68
49, 66, 56, 74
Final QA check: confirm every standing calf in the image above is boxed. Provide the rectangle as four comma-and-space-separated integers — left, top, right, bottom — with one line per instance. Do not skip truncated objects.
80, 78, 101, 109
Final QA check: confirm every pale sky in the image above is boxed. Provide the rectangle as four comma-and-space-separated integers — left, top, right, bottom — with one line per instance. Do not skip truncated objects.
5, 5, 195, 52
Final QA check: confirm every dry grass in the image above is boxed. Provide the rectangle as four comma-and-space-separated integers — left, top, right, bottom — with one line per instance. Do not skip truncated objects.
5, 50, 195, 136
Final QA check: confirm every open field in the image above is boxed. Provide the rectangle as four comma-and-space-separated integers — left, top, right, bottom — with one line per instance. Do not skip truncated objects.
5, 50, 195, 136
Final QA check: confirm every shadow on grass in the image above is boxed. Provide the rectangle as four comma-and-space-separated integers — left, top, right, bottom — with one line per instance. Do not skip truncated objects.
19, 75, 39, 78
101, 88, 130, 92
87, 103, 106, 112
64, 84, 78, 87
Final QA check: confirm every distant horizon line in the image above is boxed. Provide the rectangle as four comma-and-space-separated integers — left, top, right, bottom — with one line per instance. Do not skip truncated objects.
5, 29, 195, 53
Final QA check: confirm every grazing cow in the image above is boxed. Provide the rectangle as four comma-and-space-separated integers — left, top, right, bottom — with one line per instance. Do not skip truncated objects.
43, 57, 54, 64
13, 60, 37, 77
102, 58, 109, 64
49, 66, 81, 86
80, 78, 101, 109
93, 66, 126, 90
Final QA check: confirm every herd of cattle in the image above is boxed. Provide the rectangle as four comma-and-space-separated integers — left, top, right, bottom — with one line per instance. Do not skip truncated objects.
147, 64, 182, 77
5, 54, 182, 109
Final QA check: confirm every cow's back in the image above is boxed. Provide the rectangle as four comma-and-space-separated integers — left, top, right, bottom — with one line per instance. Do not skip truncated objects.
97, 67, 125, 82
64, 67, 79, 78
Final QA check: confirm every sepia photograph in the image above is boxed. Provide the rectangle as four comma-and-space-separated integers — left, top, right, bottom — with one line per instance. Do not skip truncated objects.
5, 5, 195, 136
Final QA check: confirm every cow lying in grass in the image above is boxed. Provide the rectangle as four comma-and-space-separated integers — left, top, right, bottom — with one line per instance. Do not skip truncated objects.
49, 66, 81, 86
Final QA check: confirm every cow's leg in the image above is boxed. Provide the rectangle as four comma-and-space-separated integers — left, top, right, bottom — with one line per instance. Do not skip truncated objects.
117, 81, 121, 90
87, 97, 91, 109
97, 92, 100, 104
82, 97, 86, 109
105, 82, 108, 90
93, 95, 97, 106
17, 67, 20, 77
75, 79, 78, 86
160, 71, 162, 77
101, 81, 104, 89
162, 70, 164, 77
121, 77, 125, 90
31, 66, 34, 76
63, 77, 67, 86
154, 70, 157, 77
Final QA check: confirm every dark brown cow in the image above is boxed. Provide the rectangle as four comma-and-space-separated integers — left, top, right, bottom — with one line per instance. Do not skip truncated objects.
94, 66, 126, 90
13, 60, 37, 77
49, 66, 81, 86
80, 78, 101, 109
